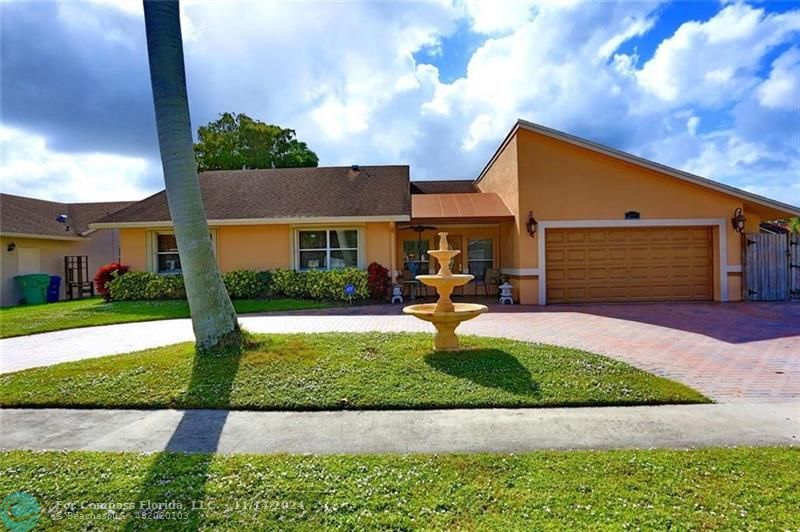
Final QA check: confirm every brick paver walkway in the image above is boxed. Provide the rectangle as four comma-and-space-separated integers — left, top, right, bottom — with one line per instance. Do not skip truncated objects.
2, 302, 798, 403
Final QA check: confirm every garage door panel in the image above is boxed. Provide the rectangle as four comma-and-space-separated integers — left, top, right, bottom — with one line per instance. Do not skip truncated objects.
607, 267, 627, 279
567, 268, 587, 281
609, 248, 627, 261
587, 232, 607, 243
546, 226, 712, 303
567, 249, 587, 261
587, 249, 607, 261
546, 250, 566, 264
567, 232, 588, 244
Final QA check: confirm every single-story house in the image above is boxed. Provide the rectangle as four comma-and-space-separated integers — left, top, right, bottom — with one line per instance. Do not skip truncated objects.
91, 119, 800, 305
0, 194, 132, 306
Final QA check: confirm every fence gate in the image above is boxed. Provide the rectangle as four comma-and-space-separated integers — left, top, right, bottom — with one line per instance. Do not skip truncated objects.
744, 233, 798, 301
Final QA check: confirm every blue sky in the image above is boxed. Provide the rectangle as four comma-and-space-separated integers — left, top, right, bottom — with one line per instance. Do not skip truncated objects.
1, 0, 799, 206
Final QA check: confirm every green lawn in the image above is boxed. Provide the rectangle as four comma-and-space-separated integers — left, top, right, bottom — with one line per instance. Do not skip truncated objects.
1, 447, 797, 530
0, 297, 330, 338
0, 333, 707, 409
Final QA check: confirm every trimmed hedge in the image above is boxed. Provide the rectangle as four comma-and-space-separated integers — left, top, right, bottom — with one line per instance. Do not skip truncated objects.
107, 271, 186, 301
272, 268, 368, 301
223, 269, 271, 299
107, 268, 370, 302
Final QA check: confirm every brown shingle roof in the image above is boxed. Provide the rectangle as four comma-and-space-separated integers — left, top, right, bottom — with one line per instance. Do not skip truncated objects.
94, 166, 411, 224
411, 180, 477, 194
0, 193, 133, 238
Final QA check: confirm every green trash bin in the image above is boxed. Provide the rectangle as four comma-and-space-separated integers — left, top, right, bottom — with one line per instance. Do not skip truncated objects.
15, 274, 51, 305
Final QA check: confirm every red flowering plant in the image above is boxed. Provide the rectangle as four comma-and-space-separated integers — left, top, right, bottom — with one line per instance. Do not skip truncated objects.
94, 262, 130, 299
366, 262, 392, 300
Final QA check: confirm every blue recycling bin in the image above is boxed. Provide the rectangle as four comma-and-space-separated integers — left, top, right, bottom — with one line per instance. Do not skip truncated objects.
47, 275, 61, 303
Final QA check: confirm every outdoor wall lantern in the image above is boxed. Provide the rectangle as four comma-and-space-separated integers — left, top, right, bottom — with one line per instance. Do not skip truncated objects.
526, 211, 538, 237
731, 208, 746, 234
7, 242, 15, 252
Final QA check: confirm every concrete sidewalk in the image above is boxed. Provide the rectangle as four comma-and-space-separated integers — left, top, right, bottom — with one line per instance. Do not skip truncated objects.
2, 403, 797, 455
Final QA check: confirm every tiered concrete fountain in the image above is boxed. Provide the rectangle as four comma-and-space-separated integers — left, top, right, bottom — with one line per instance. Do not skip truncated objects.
403, 232, 488, 351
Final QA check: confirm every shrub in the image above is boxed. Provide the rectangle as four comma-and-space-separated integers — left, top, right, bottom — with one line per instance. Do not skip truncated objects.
107, 267, 368, 302
107, 272, 185, 301
94, 262, 130, 297
367, 262, 392, 300
270, 269, 308, 299
222, 269, 271, 299
271, 268, 368, 301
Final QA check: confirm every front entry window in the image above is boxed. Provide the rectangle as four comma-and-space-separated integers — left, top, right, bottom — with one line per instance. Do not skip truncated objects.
403, 240, 429, 275
297, 229, 359, 270
467, 238, 494, 279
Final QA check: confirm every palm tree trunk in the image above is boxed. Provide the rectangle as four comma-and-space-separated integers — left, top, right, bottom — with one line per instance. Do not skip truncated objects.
143, 0, 238, 349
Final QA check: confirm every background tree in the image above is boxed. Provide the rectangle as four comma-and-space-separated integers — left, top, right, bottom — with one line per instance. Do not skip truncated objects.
787, 217, 800, 234
143, 0, 238, 349
194, 112, 319, 171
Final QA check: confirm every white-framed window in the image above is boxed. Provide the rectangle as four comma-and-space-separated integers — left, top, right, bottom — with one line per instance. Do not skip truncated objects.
156, 233, 181, 274
467, 238, 493, 279
150, 230, 216, 274
296, 228, 360, 270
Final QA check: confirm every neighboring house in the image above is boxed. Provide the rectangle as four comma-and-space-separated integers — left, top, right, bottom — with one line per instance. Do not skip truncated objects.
0, 194, 132, 306
91, 120, 800, 305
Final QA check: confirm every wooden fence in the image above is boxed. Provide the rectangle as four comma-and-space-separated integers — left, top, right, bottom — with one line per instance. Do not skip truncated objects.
744, 233, 800, 301
792, 233, 800, 299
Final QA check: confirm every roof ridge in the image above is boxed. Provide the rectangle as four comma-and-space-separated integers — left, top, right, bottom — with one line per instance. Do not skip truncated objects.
0, 192, 67, 207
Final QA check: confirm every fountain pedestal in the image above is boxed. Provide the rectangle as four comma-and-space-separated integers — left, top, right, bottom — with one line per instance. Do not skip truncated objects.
403, 232, 488, 351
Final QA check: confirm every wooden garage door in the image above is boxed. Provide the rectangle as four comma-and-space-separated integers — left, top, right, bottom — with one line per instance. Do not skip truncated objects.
546, 226, 713, 303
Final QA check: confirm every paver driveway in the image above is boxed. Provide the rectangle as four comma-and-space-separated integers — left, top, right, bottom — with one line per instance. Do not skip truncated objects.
1, 302, 798, 403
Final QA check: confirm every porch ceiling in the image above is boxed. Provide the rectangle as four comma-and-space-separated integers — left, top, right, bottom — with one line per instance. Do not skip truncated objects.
410, 193, 514, 223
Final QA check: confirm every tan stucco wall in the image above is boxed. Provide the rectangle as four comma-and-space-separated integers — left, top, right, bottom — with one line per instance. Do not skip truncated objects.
1, 230, 121, 306
477, 128, 765, 304
365, 222, 395, 271
476, 135, 520, 268
118, 222, 395, 275
120, 228, 147, 271
216, 225, 291, 271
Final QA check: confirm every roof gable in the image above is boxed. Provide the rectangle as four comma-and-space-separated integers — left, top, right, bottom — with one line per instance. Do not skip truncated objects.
476, 119, 800, 218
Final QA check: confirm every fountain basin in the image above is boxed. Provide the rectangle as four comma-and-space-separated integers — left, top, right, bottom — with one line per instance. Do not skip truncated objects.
414, 274, 473, 288
403, 303, 488, 351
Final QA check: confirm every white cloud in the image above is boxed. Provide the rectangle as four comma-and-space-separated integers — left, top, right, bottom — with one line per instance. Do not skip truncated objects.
635, 4, 800, 105
177, 1, 460, 168
758, 47, 800, 110
424, 2, 659, 150
3, 0, 799, 205
0, 126, 152, 202
687, 115, 701, 135
597, 16, 656, 60
464, 0, 537, 34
